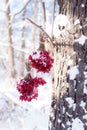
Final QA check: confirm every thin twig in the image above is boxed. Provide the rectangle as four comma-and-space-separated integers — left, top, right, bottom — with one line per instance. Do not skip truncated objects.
12, 0, 31, 18
26, 18, 54, 45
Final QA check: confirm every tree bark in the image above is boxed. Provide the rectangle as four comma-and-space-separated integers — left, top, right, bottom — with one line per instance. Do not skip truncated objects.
49, 0, 87, 130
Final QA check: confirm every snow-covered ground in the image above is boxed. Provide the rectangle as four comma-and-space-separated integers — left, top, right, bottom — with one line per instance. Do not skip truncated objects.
0, 74, 52, 130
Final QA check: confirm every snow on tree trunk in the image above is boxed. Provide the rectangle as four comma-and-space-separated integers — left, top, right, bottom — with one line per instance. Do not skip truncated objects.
49, 0, 87, 130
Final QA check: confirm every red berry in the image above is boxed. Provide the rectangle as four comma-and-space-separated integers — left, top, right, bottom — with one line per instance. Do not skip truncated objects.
29, 51, 54, 73
17, 77, 46, 102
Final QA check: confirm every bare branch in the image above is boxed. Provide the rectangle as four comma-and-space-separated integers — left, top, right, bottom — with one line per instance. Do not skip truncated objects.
26, 18, 54, 46
12, 0, 31, 18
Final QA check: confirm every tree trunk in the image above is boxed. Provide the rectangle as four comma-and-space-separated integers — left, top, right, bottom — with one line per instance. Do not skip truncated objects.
31, 0, 38, 50
49, 0, 87, 130
20, 10, 26, 77
5, 0, 16, 78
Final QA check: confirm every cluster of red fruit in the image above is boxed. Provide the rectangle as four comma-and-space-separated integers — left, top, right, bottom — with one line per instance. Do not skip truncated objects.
17, 51, 54, 102
29, 51, 54, 73
17, 77, 46, 101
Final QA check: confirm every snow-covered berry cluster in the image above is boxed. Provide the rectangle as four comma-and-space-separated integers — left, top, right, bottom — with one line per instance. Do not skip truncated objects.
17, 51, 54, 102
29, 51, 54, 73
17, 77, 46, 101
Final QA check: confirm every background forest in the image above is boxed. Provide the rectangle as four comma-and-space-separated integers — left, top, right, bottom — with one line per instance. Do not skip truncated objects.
0, 0, 58, 80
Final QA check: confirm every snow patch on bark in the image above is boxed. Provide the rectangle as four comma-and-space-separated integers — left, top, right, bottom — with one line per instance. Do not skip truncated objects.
80, 101, 86, 113
84, 71, 87, 78
65, 97, 74, 108
74, 19, 80, 25
81, 4, 85, 7
83, 114, 87, 119
54, 14, 70, 27
71, 118, 84, 130
67, 66, 79, 80
75, 35, 87, 45
83, 79, 87, 94
53, 14, 70, 37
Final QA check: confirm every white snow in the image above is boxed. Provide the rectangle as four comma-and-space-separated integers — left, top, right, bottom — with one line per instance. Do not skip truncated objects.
74, 19, 80, 25
80, 101, 86, 113
84, 71, 87, 78
81, 4, 85, 7
83, 114, 87, 120
58, 119, 61, 123
75, 35, 87, 45
54, 14, 70, 27
66, 112, 72, 117
63, 107, 65, 113
32, 51, 40, 59
73, 104, 76, 111
53, 14, 70, 37
86, 17, 87, 21
83, 79, 87, 94
67, 65, 79, 80
0, 74, 52, 130
80, 101, 86, 108
53, 27, 61, 37
66, 121, 71, 126
71, 118, 84, 130
62, 123, 65, 128
65, 97, 76, 111
67, 59, 73, 66
65, 97, 74, 108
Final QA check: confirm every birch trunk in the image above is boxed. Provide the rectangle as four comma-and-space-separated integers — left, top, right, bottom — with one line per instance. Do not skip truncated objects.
20, 10, 26, 77
5, 0, 16, 78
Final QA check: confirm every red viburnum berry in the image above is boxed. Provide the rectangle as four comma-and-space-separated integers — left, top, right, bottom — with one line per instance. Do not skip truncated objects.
17, 77, 46, 102
29, 51, 54, 73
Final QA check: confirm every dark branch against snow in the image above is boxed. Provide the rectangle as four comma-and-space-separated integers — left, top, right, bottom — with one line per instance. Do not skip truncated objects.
26, 18, 54, 46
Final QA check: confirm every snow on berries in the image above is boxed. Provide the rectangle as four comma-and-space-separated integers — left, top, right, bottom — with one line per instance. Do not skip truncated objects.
17, 77, 46, 102
29, 51, 54, 73
16, 50, 54, 102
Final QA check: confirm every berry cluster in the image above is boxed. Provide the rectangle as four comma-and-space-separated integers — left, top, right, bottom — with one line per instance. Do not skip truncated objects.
17, 51, 54, 102
29, 51, 54, 73
17, 78, 46, 101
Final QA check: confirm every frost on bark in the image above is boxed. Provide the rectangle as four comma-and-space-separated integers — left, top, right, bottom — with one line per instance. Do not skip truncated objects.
49, 0, 87, 130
